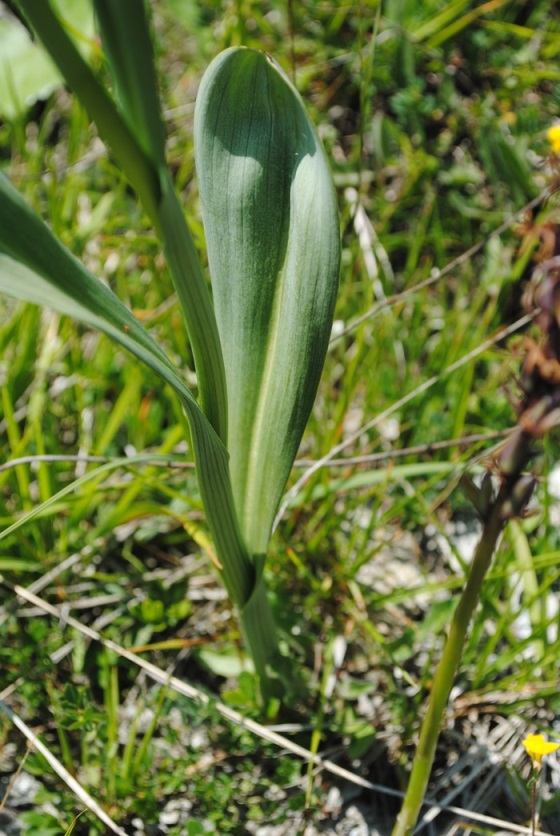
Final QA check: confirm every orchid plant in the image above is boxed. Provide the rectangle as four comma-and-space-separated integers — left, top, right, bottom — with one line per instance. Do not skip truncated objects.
0, 0, 340, 697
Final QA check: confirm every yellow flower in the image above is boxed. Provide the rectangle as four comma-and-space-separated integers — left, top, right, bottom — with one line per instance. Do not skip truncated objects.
547, 125, 560, 154
522, 734, 560, 767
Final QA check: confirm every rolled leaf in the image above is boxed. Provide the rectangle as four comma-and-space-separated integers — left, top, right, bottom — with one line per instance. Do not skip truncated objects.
195, 48, 340, 555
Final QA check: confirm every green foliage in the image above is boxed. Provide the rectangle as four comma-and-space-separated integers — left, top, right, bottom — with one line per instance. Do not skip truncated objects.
0, 0, 95, 120
0, 0, 343, 693
195, 47, 340, 554
1, 0, 559, 833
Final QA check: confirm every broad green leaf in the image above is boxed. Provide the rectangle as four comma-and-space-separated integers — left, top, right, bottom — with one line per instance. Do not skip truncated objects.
0, 171, 253, 609
195, 48, 340, 555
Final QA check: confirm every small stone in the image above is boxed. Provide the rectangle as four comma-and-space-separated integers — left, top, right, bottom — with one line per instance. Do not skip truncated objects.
1, 772, 41, 807
324, 785, 343, 815
0, 809, 23, 836
159, 797, 193, 827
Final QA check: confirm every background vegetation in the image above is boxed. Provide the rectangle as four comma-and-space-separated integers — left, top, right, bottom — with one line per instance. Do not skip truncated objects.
0, 0, 559, 833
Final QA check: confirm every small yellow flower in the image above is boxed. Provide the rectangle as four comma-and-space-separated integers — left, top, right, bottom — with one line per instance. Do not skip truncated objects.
547, 125, 560, 154
522, 734, 560, 767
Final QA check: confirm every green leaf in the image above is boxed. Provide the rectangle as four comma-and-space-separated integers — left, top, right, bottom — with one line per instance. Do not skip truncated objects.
0, 16, 60, 121
17, 0, 228, 442
139, 599, 165, 624
0, 558, 41, 571
197, 647, 249, 678
0, 171, 254, 609
91, 0, 230, 442
93, 0, 166, 172
1, 17, 282, 686
195, 48, 340, 555
16, 0, 161, 222
0, 0, 94, 121
0, 175, 181, 399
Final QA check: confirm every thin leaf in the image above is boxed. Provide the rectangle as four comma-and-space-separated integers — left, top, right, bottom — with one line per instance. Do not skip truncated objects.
93, 0, 166, 170
16, 0, 161, 221
16, 0, 228, 441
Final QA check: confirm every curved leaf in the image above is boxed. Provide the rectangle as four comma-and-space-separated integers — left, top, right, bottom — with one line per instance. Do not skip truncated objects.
17, 0, 228, 441
195, 48, 340, 554
0, 171, 254, 608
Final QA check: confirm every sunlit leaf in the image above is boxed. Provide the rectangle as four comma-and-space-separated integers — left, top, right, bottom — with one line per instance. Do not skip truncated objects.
195, 48, 340, 555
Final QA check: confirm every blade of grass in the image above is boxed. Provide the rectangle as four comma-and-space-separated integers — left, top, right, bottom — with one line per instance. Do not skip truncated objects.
426, 0, 515, 48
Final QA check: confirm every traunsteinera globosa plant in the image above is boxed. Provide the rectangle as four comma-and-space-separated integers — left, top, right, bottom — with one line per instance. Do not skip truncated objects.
195, 50, 340, 686
0, 1, 340, 699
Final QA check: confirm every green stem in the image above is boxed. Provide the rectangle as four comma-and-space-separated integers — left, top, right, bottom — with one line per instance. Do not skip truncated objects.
239, 576, 281, 700
392, 490, 508, 836
531, 772, 537, 836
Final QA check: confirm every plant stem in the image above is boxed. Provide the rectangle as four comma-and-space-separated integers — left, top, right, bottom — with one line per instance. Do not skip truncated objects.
239, 576, 281, 700
392, 487, 509, 836
531, 771, 537, 836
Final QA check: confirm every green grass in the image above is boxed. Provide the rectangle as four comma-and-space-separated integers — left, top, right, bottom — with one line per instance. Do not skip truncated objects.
1, 0, 560, 833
